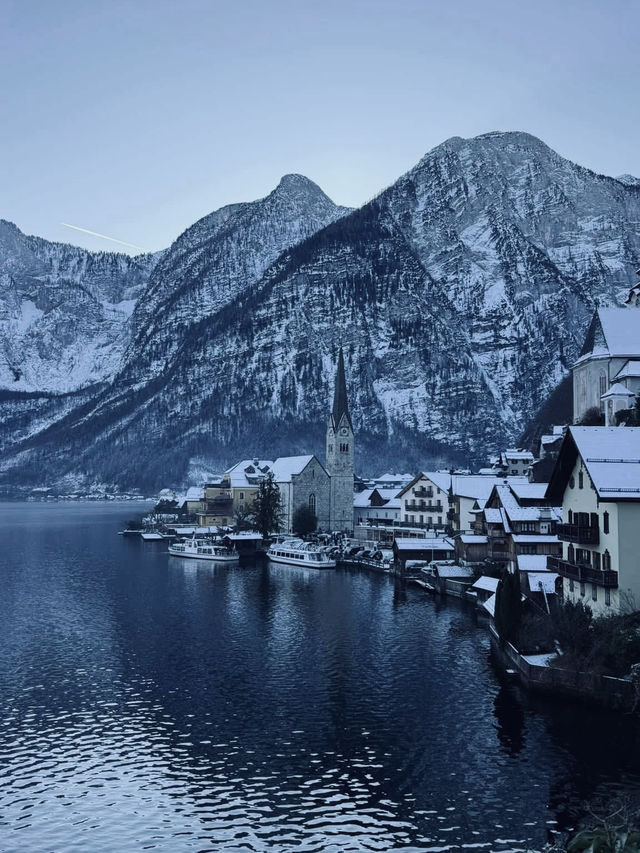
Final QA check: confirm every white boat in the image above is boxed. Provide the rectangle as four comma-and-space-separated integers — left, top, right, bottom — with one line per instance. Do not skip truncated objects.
168, 537, 239, 563
267, 538, 337, 569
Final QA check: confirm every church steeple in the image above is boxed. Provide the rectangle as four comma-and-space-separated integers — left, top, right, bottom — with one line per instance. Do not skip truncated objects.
331, 347, 352, 430
326, 347, 355, 533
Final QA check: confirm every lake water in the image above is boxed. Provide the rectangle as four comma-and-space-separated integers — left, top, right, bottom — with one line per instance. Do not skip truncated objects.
1, 502, 639, 853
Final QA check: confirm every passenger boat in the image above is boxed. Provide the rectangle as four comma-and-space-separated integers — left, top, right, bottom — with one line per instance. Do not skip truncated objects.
267, 538, 337, 569
167, 537, 239, 563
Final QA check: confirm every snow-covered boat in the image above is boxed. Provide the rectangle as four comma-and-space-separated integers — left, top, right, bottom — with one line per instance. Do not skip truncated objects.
267, 538, 336, 569
168, 537, 239, 563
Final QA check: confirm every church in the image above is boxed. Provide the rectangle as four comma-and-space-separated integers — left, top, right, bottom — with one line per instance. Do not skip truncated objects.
230, 347, 355, 534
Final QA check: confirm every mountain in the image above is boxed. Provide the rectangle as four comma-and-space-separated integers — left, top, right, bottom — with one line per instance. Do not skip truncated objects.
0, 220, 160, 392
1, 132, 639, 493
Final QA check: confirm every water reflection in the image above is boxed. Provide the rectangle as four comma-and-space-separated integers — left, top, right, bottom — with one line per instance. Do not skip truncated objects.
1, 503, 640, 853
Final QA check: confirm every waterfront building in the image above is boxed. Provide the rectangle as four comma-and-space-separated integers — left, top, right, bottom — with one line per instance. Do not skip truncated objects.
326, 348, 355, 533
353, 488, 401, 528
546, 426, 640, 614
271, 455, 331, 532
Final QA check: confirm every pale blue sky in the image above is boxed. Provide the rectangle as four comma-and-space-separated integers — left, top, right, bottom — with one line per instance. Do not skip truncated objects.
2, 0, 638, 254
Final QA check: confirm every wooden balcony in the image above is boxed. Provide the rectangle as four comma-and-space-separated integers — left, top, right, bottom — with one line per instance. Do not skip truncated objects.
547, 556, 618, 588
557, 523, 599, 545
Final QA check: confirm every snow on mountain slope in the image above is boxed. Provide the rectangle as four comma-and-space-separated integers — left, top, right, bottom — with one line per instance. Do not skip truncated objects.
1, 133, 640, 491
0, 220, 160, 392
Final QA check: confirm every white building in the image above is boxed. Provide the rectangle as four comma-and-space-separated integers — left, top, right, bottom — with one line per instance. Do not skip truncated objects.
546, 426, 640, 614
572, 300, 640, 424
353, 488, 401, 528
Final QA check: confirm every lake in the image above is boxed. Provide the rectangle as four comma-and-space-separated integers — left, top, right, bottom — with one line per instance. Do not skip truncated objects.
1, 502, 639, 853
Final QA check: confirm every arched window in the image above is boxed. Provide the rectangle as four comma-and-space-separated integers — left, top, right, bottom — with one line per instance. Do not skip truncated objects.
603, 511, 609, 535
568, 509, 573, 524
309, 493, 316, 514
567, 543, 575, 564
578, 470, 583, 489
603, 549, 611, 571
599, 371, 607, 399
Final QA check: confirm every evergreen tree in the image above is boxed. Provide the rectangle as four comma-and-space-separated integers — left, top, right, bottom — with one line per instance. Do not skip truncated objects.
251, 473, 283, 539
292, 505, 317, 537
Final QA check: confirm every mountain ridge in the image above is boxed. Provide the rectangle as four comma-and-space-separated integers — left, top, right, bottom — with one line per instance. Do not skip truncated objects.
1, 131, 639, 492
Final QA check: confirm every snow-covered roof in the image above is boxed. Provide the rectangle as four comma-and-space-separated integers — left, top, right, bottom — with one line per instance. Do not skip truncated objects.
353, 488, 401, 508
458, 534, 488, 544
614, 360, 640, 380
501, 449, 534, 461
422, 472, 527, 500
431, 564, 474, 579
569, 426, 640, 499
471, 576, 500, 593
225, 532, 263, 541
184, 486, 203, 502
517, 554, 552, 572
491, 484, 547, 522
601, 382, 635, 400
597, 308, 640, 357
271, 455, 318, 483
395, 537, 455, 551
225, 459, 274, 487
527, 572, 558, 593
483, 507, 503, 524
482, 592, 496, 617
509, 482, 549, 501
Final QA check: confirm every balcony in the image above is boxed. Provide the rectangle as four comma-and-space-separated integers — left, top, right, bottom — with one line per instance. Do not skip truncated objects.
557, 523, 599, 545
413, 487, 434, 498
547, 556, 618, 588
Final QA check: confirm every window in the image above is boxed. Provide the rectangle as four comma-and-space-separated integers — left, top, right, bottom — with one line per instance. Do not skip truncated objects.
339, 442, 349, 452
593, 551, 601, 571
568, 509, 573, 524
603, 550, 611, 571
567, 543, 575, 563
603, 511, 609, 535
605, 588, 611, 607
438, 516, 442, 525
569, 578, 574, 592
578, 470, 583, 489
599, 371, 607, 399
580, 582, 585, 597
239, 492, 244, 500
329, 444, 333, 453
309, 493, 316, 513
592, 584, 598, 602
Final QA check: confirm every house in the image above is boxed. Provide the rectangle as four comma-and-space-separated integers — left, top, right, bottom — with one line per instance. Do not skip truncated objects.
473, 481, 561, 571
572, 295, 640, 423
493, 449, 535, 477
546, 426, 640, 614
392, 536, 455, 570
353, 487, 401, 528
271, 455, 331, 533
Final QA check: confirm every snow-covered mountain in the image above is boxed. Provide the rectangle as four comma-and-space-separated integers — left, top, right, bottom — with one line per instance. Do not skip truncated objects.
1, 132, 639, 492
0, 220, 160, 392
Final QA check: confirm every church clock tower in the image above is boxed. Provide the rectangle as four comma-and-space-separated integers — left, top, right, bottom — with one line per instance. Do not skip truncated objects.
326, 348, 354, 532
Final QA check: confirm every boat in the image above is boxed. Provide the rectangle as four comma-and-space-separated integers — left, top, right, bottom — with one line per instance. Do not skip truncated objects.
168, 537, 240, 563
267, 538, 337, 569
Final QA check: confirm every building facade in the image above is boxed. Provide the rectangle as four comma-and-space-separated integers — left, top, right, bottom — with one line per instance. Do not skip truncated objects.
546, 426, 640, 615
271, 455, 331, 533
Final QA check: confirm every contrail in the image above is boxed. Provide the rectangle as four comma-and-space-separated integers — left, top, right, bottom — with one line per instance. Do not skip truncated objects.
61, 222, 149, 253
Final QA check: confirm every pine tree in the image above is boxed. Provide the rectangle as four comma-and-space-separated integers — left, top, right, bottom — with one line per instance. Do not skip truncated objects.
251, 473, 283, 539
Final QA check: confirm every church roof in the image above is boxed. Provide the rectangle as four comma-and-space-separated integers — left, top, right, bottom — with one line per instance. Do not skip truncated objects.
576, 307, 640, 363
331, 347, 352, 430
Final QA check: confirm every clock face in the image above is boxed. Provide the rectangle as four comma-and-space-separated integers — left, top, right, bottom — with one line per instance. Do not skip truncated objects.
341, 428, 348, 435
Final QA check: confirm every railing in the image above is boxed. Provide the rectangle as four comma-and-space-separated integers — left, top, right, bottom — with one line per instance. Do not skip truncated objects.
547, 556, 618, 588
557, 523, 599, 545
406, 501, 443, 512
413, 488, 434, 498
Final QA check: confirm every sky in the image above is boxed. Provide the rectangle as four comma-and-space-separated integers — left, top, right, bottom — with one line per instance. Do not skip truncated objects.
1, 0, 639, 255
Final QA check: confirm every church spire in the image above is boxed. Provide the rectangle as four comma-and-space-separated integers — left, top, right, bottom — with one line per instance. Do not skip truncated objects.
331, 347, 352, 430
